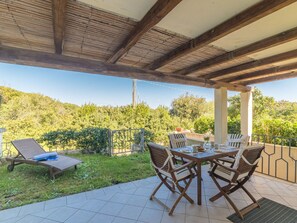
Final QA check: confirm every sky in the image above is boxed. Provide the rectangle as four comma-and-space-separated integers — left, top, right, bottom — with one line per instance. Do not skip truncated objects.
0, 62, 296, 108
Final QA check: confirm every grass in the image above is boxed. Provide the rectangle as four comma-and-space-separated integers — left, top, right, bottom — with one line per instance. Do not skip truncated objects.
0, 152, 155, 210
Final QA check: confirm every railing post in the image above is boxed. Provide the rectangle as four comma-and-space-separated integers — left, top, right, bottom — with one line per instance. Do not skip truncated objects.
0, 128, 6, 157
108, 129, 113, 156
140, 128, 145, 152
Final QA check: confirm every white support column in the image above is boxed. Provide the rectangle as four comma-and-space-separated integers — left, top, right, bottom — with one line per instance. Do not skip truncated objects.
214, 87, 228, 144
240, 90, 253, 139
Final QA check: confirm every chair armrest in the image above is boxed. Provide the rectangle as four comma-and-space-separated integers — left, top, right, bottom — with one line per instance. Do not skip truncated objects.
171, 161, 195, 172
212, 160, 238, 173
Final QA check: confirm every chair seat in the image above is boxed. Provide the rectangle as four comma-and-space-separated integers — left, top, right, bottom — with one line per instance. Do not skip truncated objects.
159, 164, 191, 181
214, 165, 249, 181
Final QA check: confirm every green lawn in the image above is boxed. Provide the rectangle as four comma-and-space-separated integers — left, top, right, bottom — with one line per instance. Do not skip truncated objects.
0, 152, 155, 210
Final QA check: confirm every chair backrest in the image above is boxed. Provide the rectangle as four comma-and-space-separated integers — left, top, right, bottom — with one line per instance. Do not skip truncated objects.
11, 138, 46, 159
168, 133, 187, 149
226, 134, 249, 148
147, 142, 174, 173
233, 145, 264, 175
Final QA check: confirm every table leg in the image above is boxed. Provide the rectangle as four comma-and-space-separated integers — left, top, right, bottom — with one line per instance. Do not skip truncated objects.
196, 162, 202, 205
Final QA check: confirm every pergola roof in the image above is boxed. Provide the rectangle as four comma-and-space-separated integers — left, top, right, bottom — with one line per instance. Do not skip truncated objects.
1, 0, 297, 92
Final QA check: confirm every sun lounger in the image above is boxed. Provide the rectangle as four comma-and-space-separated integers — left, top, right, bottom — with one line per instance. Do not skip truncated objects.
6, 138, 82, 179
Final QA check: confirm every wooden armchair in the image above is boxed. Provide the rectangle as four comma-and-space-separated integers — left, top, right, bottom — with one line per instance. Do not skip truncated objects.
147, 142, 195, 215
218, 134, 250, 164
168, 133, 187, 149
209, 145, 264, 219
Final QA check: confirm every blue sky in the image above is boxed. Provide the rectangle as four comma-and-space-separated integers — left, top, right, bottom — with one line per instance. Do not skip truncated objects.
0, 62, 296, 108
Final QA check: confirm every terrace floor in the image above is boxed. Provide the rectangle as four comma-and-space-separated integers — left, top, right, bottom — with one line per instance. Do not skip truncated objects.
1, 165, 297, 223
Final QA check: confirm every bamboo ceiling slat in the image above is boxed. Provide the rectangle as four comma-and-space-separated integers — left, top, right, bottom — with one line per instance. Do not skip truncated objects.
0, 0, 54, 53
0, 0, 296, 86
119, 27, 190, 68
214, 64, 276, 81
63, 1, 136, 61
159, 46, 226, 73
188, 57, 253, 77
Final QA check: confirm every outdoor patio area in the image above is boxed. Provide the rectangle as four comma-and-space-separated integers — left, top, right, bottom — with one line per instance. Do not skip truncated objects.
1, 165, 296, 223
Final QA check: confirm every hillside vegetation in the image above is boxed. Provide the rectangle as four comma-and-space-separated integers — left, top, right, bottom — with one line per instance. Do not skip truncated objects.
0, 86, 296, 146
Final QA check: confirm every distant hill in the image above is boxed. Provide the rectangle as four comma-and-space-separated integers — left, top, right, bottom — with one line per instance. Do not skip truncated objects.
0, 86, 179, 143
0, 86, 81, 141
1, 86, 296, 144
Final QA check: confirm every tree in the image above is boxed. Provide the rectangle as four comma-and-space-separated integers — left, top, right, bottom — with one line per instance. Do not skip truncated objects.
170, 94, 212, 121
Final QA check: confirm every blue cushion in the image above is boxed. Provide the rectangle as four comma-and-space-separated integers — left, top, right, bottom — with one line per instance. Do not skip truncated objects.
33, 152, 58, 161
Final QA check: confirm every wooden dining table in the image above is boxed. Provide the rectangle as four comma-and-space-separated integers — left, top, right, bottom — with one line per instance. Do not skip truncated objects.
171, 146, 238, 205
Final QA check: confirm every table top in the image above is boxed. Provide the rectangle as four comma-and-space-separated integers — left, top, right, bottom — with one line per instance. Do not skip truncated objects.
171, 146, 238, 162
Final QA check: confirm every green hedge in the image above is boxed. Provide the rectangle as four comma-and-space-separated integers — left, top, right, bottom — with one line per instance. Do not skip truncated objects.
40, 128, 110, 154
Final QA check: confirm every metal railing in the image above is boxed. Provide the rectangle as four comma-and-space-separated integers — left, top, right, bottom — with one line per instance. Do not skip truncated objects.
109, 128, 145, 156
0, 128, 145, 159
251, 134, 297, 183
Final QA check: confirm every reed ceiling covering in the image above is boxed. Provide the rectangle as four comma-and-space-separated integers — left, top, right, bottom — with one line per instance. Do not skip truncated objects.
1, 0, 297, 91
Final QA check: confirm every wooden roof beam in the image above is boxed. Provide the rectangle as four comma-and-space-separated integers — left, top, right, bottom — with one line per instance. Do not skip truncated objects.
203, 49, 297, 80
225, 62, 297, 83
147, 0, 297, 70
52, 0, 68, 54
107, 0, 182, 64
0, 46, 250, 92
178, 26, 297, 76
241, 71, 297, 85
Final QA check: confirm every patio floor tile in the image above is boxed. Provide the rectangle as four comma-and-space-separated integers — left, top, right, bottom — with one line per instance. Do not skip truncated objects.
31, 208, 59, 219
1, 170, 296, 223
16, 215, 45, 223
0, 207, 21, 221
99, 202, 124, 216
77, 199, 106, 212
185, 204, 208, 218
207, 207, 231, 221
18, 202, 45, 217
161, 213, 185, 223
185, 215, 209, 223
66, 193, 86, 205
46, 206, 77, 222
117, 204, 143, 220
126, 195, 148, 207
0, 216, 23, 223
110, 193, 132, 204
44, 197, 66, 210
138, 208, 163, 223
64, 210, 95, 223
41, 219, 59, 223
88, 213, 114, 223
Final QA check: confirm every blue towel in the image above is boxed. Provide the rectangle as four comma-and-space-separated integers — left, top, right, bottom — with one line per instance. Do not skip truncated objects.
33, 152, 58, 161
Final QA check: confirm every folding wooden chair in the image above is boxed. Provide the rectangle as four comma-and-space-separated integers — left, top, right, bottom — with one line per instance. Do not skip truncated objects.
147, 142, 195, 215
227, 134, 249, 148
218, 134, 249, 164
168, 133, 187, 149
209, 145, 264, 219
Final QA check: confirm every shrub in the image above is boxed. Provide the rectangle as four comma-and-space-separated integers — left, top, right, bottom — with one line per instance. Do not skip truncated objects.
75, 128, 110, 154
194, 116, 214, 134
40, 130, 76, 151
40, 128, 110, 154
228, 118, 240, 134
